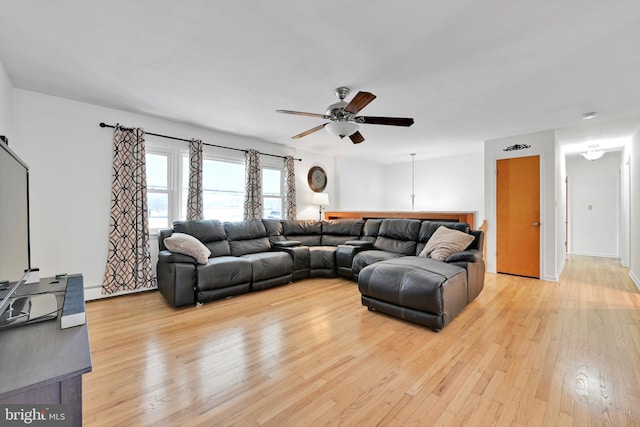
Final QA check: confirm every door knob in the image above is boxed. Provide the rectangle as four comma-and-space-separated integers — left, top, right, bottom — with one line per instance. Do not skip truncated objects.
532, 222, 540, 227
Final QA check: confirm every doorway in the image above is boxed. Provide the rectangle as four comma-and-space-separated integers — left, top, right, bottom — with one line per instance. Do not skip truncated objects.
496, 155, 540, 278
565, 151, 622, 259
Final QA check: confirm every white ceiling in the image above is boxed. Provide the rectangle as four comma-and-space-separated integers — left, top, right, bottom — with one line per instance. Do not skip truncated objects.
1, 0, 639, 164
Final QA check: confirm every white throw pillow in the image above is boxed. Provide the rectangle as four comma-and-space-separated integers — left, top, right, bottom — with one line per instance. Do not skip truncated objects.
419, 226, 475, 261
163, 233, 211, 264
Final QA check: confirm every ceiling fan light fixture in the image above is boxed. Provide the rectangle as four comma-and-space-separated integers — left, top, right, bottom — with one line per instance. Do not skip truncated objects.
325, 121, 359, 138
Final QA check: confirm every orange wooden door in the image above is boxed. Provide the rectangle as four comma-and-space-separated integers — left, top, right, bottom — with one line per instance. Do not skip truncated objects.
496, 155, 540, 278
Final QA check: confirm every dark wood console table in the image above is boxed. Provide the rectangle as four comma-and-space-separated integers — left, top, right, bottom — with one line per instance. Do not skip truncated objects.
0, 274, 91, 427
324, 211, 476, 229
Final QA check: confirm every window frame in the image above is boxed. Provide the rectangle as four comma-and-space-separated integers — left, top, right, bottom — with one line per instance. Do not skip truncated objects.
145, 142, 179, 234
181, 152, 247, 222
262, 166, 284, 220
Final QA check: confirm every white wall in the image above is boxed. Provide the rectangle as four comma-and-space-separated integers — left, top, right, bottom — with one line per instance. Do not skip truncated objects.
335, 157, 384, 211
382, 152, 484, 225
293, 155, 386, 218
11, 89, 331, 297
0, 60, 13, 138
566, 152, 621, 257
630, 123, 640, 289
484, 130, 561, 281
295, 149, 337, 220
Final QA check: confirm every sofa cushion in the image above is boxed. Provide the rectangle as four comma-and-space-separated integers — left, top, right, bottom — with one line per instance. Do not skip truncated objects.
224, 220, 271, 256
361, 219, 382, 243
163, 233, 211, 264
173, 219, 231, 257
309, 246, 337, 270
262, 219, 285, 244
321, 220, 364, 246
241, 252, 293, 282
352, 250, 405, 274
419, 226, 475, 261
282, 220, 322, 246
373, 219, 421, 255
196, 256, 252, 290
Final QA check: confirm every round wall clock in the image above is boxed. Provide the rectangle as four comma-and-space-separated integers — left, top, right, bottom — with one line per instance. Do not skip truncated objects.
307, 166, 327, 192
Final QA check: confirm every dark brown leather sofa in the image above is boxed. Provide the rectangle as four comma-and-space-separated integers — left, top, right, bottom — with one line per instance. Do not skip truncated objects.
157, 217, 484, 331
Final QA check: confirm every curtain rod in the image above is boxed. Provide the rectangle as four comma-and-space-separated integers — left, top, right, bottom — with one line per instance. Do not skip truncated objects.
99, 122, 301, 161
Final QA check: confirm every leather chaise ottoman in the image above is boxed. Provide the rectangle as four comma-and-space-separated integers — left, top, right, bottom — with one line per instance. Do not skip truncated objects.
358, 256, 469, 332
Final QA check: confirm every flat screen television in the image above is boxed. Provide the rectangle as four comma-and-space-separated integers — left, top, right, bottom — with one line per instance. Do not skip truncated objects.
0, 140, 31, 284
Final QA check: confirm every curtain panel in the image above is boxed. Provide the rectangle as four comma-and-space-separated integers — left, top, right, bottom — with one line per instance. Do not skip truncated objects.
283, 156, 297, 220
186, 138, 204, 220
243, 149, 262, 220
102, 126, 154, 294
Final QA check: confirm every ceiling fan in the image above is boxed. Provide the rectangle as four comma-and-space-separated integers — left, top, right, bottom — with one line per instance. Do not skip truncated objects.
276, 87, 414, 144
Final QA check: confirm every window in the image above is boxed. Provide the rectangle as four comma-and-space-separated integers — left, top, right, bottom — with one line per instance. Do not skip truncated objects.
146, 152, 171, 230
262, 168, 282, 219
146, 142, 283, 229
182, 156, 245, 222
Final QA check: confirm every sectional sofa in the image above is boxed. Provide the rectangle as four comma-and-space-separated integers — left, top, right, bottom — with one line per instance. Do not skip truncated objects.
157, 218, 485, 331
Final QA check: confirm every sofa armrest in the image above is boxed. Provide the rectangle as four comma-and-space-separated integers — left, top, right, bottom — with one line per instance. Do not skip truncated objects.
345, 240, 374, 248
158, 250, 198, 264
272, 244, 310, 280
336, 244, 372, 279
157, 253, 197, 307
444, 249, 483, 264
445, 249, 485, 303
272, 240, 302, 248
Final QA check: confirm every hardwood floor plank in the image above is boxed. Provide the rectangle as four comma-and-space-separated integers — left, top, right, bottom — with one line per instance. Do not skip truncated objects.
83, 256, 640, 426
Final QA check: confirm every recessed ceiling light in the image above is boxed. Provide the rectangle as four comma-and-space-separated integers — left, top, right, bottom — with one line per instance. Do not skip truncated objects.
582, 112, 597, 120
581, 144, 604, 160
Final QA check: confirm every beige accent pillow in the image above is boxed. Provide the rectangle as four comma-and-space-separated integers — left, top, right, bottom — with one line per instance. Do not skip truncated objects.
164, 233, 211, 264
419, 226, 475, 261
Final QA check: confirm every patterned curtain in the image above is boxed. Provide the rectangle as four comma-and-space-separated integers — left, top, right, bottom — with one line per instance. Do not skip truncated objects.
283, 156, 297, 220
243, 149, 262, 220
102, 126, 154, 294
186, 138, 203, 220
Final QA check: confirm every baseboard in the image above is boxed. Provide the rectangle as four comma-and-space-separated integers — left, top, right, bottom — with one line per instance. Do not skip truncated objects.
84, 283, 157, 301
570, 251, 619, 258
630, 270, 640, 292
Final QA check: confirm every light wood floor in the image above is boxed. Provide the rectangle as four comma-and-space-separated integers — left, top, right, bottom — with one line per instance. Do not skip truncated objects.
83, 256, 640, 426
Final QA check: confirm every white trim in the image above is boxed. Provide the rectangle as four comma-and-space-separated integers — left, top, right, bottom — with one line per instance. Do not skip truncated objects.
569, 251, 620, 258
555, 256, 566, 281
539, 152, 547, 281
630, 270, 640, 291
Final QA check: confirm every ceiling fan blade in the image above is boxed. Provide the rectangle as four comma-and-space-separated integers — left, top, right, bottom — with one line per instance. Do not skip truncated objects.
359, 116, 414, 127
344, 91, 376, 114
276, 109, 330, 119
292, 123, 327, 139
349, 131, 365, 144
